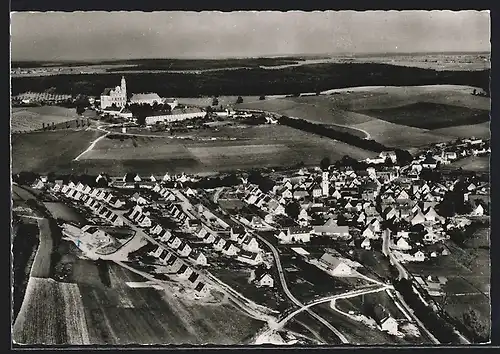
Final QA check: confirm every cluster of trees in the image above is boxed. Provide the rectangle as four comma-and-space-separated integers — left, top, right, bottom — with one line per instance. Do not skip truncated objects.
278, 115, 390, 153
127, 102, 172, 126
40, 119, 90, 131
247, 170, 275, 193
13, 171, 111, 188
393, 278, 461, 344
436, 177, 473, 217
240, 114, 268, 125
11, 64, 490, 98
12, 222, 39, 320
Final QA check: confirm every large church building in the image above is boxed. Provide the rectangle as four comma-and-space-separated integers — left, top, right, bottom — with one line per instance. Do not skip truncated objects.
100, 76, 127, 109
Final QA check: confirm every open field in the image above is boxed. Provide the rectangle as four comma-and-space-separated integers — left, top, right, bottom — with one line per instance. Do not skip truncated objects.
43, 202, 85, 224
237, 85, 490, 149
433, 122, 490, 139
13, 277, 90, 345
74, 125, 376, 175
447, 156, 490, 172
356, 102, 490, 130
11, 129, 104, 174
11, 106, 81, 133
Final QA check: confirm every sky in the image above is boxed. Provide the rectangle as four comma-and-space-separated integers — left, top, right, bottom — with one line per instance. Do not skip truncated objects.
10, 10, 491, 61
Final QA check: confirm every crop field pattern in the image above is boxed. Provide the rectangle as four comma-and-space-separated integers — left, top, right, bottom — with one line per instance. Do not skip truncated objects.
356, 102, 490, 130
11, 106, 80, 133
11, 130, 105, 174
237, 85, 491, 149
74, 125, 376, 175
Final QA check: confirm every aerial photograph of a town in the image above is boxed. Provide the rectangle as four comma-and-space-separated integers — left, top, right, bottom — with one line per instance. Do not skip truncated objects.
10, 10, 491, 346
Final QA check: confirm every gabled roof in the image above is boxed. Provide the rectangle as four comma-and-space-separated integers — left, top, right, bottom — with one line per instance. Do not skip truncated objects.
102, 87, 114, 95
130, 93, 162, 101
188, 272, 199, 283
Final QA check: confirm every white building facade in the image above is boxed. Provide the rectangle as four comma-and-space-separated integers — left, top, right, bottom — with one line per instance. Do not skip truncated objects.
101, 76, 127, 109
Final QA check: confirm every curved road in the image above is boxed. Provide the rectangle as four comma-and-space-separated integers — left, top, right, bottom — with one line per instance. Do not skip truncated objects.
232, 216, 349, 344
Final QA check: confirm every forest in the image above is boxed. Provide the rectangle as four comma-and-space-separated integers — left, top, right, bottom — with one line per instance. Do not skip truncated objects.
12, 63, 490, 98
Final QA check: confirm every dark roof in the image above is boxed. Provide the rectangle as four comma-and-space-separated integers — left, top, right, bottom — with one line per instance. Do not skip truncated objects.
102, 88, 113, 95
194, 282, 206, 292
177, 264, 188, 274
159, 249, 168, 259
188, 272, 199, 283
239, 250, 258, 259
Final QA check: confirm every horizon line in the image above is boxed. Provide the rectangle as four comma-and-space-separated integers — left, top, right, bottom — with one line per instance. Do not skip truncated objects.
11, 50, 491, 63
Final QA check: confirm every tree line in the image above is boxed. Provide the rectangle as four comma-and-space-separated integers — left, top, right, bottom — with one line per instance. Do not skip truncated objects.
11, 63, 490, 98
278, 115, 388, 152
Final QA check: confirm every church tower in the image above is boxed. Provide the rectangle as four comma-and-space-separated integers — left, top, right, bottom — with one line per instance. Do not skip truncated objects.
322, 171, 329, 197
121, 76, 127, 100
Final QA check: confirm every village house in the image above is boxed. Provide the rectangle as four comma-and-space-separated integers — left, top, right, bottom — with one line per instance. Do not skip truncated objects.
168, 236, 182, 250
237, 250, 263, 266
109, 213, 124, 226
131, 192, 149, 205
319, 253, 352, 276
312, 218, 350, 238
362, 225, 378, 239
150, 224, 163, 235
137, 214, 152, 228
213, 236, 227, 251
411, 250, 426, 262
158, 228, 172, 242
194, 282, 210, 297
189, 249, 208, 266
108, 196, 125, 209
177, 241, 192, 257
176, 264, 194, 280
391, 237, 412, 251
241, 235, 261, 253
286, 226, 312, 243
471, 203, 485, 216
361, 237, 371, 250
188, 271, 200, 285
222, 241, 240, 256
251, 267, 274, 287
202, 231, 216, 244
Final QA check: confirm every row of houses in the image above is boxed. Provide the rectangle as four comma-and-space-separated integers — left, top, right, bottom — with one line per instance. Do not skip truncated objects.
54, 183, 125, 226
56, 181, 126, 209
148, 245, 209, 297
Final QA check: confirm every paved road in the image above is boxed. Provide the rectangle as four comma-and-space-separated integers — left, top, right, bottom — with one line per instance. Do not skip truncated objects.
116, 202, 277, 323
230, 216, 349, 344
382, 229, 409, 280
